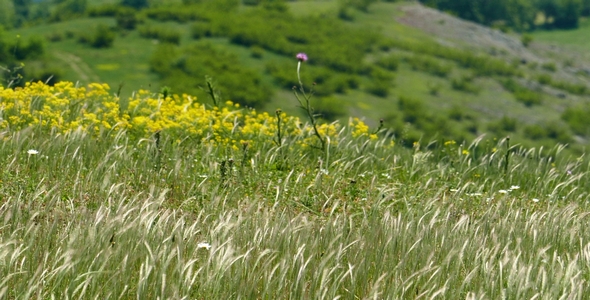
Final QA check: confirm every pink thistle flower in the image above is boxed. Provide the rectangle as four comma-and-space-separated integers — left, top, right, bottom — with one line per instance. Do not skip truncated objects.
296, 53, 308, 62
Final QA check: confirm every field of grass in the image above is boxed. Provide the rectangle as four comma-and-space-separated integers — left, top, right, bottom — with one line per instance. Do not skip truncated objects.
1, 81, 590, 298
4, 1, 590, 298
531, 17, 590, 51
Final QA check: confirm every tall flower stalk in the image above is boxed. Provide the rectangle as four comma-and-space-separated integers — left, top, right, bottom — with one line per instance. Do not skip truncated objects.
293, 53, 326, 152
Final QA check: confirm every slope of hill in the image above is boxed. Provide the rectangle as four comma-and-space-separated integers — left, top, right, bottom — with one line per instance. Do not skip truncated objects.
3, 0, 590, 153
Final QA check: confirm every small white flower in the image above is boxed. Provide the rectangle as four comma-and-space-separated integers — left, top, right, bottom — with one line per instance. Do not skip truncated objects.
27, 149, 39, 155
450, 189, 459, 192
510, 185, 520, 190
532, 198, 540, 203
197, 242, 211, 250
467, 193, 483, 197
498, 189, 509, 194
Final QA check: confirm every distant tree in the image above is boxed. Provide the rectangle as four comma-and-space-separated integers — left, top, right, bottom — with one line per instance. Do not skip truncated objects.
12, 0, 31, 26
0, 0, 15, 29
583, 0, 590, 16
340, 0, 378, 12
62, 0, 87, 14
116, 7, 138, 30
421, 0, 537, 30
30, 0, 51, 21
539, 0, 582, 29
121, 0, 148, 9
554, 0, 582, 28
261, 0, 288, 12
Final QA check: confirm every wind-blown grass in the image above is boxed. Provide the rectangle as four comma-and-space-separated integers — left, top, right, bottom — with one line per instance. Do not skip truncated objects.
1, 81, 590, 298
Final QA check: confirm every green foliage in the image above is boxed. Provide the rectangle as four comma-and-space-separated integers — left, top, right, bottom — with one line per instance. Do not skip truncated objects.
190, 22, 213, 39
314, 96, 347, 121
521, 33, 533, 47
419, 0, 537, 31
562, 103, 590, 136
115, 7, 138, 30
538, 0, 582, 29
150, 43, 272, 108
487, 116, 518, 135
12, 0, 30, 27
49, 0, 88, 21
0, 0, 15, 29
138, 25, 181, 45
500, 78, 542, 106
404, 54, 452, 77
78, 25, 115, 48
537, 73, 553, 85
88, 4, 123, 17
121, 0, 149, 10
339, 0, 378, 12
337, 5, 356, 21
536, 73, 588, 95
541, 62, 557, 72
384, 96, 463, 146
266, 60, 358, 96
386, 38, 519, 77
514, 89, 543, 106
451, 75, 480, 94
250, 46, 264, 59
13, 35, 44, 60
524, 122, 572, 143
225, 9, 379, 73
365, 67, 394, 97
375, 54, 400, 71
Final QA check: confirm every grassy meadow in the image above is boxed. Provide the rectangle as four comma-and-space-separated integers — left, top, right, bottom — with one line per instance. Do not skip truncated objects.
2, 1, 590, 298
0, 78, 590, 298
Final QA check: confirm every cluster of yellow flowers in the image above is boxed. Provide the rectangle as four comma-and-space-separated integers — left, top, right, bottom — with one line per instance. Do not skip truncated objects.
0, 82, 382, 151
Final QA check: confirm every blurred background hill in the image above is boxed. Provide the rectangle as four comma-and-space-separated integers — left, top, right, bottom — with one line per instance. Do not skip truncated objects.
1, 0, 590, 153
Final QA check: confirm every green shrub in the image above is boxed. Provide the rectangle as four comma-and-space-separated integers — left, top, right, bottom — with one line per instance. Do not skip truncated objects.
541, 62, 557, 72
151, 43, 272, 108
375, 55, 399, 71
501, 78, 543, 106
116, 7, 139, 30
77, 25, 115, 48
138, 25, 181, 45
487, 116, 517, 134
536, 73, 553, 85
88, 4, 122, 17
191, 22, 213, 39
562, 104, 590, 136
46, 32, 63, 42
523, 124, 545, 140
338, 6, 356, 21
14, 35, 45, 60
514, 90, 542, 106
405, 55, 452, 77
91, 25, 115, 48
365, 67, 394, 97
313, 96, 347, 121
383, 38, 519, 77
250, 46, 264, 59
451, 75, 480, 94
448, 105, 471, 121
551, 80, 587, 95
523, 122, 571, 143
521, 34, 533, 47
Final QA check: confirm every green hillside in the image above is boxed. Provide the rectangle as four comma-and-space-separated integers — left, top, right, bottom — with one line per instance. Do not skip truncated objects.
2, 0, 590, 153
5, 1, 590, 298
